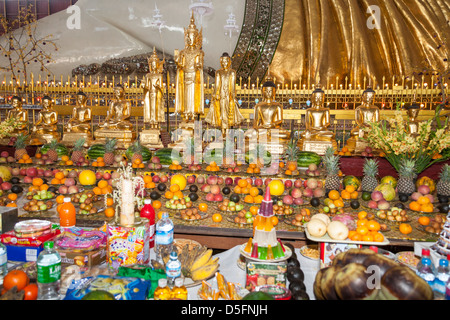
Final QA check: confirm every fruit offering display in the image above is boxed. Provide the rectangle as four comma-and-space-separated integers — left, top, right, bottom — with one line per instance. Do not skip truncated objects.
165, 195, 194, 210
176, 208, 205, 221
218, 198, 245, 212
23, 199, 55, 212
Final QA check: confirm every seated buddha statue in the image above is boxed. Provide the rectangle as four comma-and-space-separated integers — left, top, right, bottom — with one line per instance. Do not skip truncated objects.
244, 80, 290, 155
299, 85, 337, 154
6, 95, 28, 136
61, 91, 92, 146
29, 95, 59, 145
94, 84, 135, 147
345, 87, 380, 153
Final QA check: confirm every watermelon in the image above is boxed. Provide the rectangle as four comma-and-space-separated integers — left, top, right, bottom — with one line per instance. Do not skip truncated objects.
154, 148, 182, 165
125, 145, 152, 162
39, 143, 69, 157
297, 151, 322, 168
87, 144, 106, 159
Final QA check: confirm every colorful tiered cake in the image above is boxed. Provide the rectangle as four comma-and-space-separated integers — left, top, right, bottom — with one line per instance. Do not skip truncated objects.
431, 213, 450, 257
243, 186, 286, 260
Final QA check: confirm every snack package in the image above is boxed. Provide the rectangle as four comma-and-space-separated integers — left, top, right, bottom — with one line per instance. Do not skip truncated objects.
63, 274, 151, 300
55, 229, 107, 252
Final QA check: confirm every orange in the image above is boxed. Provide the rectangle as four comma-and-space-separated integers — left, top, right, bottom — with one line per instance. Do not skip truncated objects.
249, 206, 259, 215
399, 223, 412, 235
253, 167, 261, 174
93, 187, 102, 195
152, 200, 162, 210
105, 207, 115, 218
143, 175, 152, 184
61, 155, 70, 162
66, 160, 74, 166
350, 191, 359, 199
356, 226, 369, 236
417, 196, 430, 205
32, 178, 44, 187
328, 190, 340, 200
333, 199, 345, 208
345, 185, 356, 193
98, 180, 109, 189
238, 179, 248, 188
270, 216, 279, 226
241, 187, 250, 195
340, 190, 351, 200
39, 184, 49, 191
246, 168, 254, 174
146, 182, 156, 189
357, 211, 368, 220
284, 169, 292, 176
249, 187, 259, 197
6, 202, 17, 207
157, 211, 164, 220
234, 186, 242, 194
212, 213, 223, 223
373, 232, 385, 242
55, 195, 65, 204
97, 157, 104, 163
174, 190, 184, 199
22, 154, 30, 160
367, 220, 381, 232
101, 186, 112, 194
244, 195, 254, 203
341, 146, 348, 153
169, 184, 180, 193
279, 162, 285, 168
350, 233, 362, 241
287, 163, 297, 172
348, 230, 357, 239
357, 219, 369, 228
35, 153, 42, 159
249, 163, 257, 169
254, 195, 263, 203
198, 203, 208, 212
409, 201, 421, 212
106, 197, 114, 207
362, 234, 374, 242
133, 158, 142, 165
164, 191, 174, 199
92, 162, 98, 167
55, 171, 65, 180
7, 193, 17, 201
418, 216, 430, 226
421, 203, 434, 213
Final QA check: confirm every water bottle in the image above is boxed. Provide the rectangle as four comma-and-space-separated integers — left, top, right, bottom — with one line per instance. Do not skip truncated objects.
446, 278, 450, 300
416, 248, 436, 274
0, 242, 7, 285
140, 199, 155, 248
155, 212, 174, 264
435, 258, 450, 295
37, 241, 61, 300
416, 256, 436, 288
165, 251, 181, 288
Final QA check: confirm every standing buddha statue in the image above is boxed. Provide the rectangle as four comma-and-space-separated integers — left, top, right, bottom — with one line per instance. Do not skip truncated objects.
30, 95, 59, 145
140, 48, 165, 148
205, 52, 244, 135
299, 85, 337, 155
345, 87, 380, 153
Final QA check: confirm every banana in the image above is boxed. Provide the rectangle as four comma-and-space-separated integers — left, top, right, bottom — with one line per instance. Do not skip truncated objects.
191, 249, 213, 271
190, 263, 220, 282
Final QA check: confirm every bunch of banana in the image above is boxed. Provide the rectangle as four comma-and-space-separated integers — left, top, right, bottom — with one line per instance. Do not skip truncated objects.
179, 245, 219, 282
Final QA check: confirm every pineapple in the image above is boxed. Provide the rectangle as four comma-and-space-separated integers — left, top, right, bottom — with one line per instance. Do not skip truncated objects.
46, 140, 59, 162
14, 133, 28, 160
323, 147, 341, 191
397, 159, 417, 196
361, 158, 379, 192
71, 138, 86, 163
103, 138, 118, 165
284, 135, 300, 162
129, 141, 143, 164
436, 164, 450, 196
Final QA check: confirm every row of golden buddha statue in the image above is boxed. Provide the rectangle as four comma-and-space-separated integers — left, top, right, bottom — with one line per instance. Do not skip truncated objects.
2, 13, 424, 155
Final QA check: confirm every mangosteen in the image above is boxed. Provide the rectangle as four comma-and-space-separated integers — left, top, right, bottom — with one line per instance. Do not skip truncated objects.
310, 198, 320, 207
289, 280, 306, 294
222, 186, 231, 195
11, 185, 23, 194
189, 184, 198, 193
189, 192, 199, 202
150, 191, 161, 200
350, 200, 360, 209
272, 196, 279, 204
287, 267, 304, 283
438, 203, 449, 213
395, 203, 405, 210
287, 258, 301, 269
47, 186, 57, 193
291, 290, 310, 300
258, 188, 264, 196
10, 177, 20, 184
438, 195, 449, 204
230, 193, 240, 203
157, 183, 167, 192
398, 194, 409, 203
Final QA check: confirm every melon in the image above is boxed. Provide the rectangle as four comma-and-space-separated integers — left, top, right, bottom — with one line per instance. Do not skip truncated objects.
374, 183, 396, 201
307, 219, 327, 238
343, 175, 361, 190
170, 174, 187, 191
0, 166, 12, 182
268, 179, 285, 196
380, 176, 397, 188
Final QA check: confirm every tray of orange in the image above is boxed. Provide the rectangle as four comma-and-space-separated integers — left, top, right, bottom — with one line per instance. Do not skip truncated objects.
406, 195, 438, 213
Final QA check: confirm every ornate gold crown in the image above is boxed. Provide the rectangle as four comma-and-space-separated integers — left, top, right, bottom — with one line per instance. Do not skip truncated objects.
147, 47, 164, 72
184, 12, 202, 48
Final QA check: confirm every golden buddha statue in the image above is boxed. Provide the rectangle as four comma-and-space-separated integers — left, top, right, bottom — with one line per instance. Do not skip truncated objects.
300, 85, 337, 155
94, 84, 135, 148
30, 95, 59, 145
244, 80, 290, 156
345, 87, 380, 153
61, 91, 92, 147
205, 52, 244, 135
6, 95, 28, 136
140, 48, 165, 149
406, 103, 422, 137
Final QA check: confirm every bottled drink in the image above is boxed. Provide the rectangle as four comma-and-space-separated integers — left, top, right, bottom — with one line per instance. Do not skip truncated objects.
154, 278, 171, 300
435, 258, 450, 295
59, 197, 76, 228
140, 199, 155, 248
171, 277, 188, 300
416, 256, 436, 288
165, 251, 181, 288
155, 212, 173, 264
0, 242, 7, 286
37, 241, 61, 300
416, 248, 436, 274
446, 278, 450, 300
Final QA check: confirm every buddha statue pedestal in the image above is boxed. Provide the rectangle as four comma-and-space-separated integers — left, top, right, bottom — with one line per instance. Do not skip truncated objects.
61, 132, 92, 148
345, 135, 369, 154
29, 132, 59, 146
139, 129, 164, 149
168, 121, 196, 149
94, 130, 135, 149
301, 139, 337, 156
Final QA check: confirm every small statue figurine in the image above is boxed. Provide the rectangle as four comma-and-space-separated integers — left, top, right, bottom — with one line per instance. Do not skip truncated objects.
174, 12, 205, 123
205, 52, 244, 135
61, 91, 92, 146
345, 86, 380, 153
245, 80, 290, 156
406, 102, 422, 137
94, 84, 135, 148
140, 48, 165, 149
6, 95, 28, 136
30, 95, 59, 145
299, 85, 337, 154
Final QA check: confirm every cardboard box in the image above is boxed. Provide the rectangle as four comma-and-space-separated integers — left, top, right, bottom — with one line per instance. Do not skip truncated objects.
57, 246, 107, 268
0, 206, 18, 234
319, 242, 361, 268
5, 244, 44, 262
245, 260, 287, 292
1, 229, 60, 247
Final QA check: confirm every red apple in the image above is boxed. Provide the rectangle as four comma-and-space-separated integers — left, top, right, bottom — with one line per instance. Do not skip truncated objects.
95, 172, 103, 180
187, 175, 196, 184
210, 185, 221, 195
225, 177, 233, 185
160, 175, 168, 183
19, 168, 27, 176
1, 182, 12, 191
152, 175, 160, 183
26, 167, 38, 178
37, 168, 45, 177
213, 194, 223, 202
264, 178, 272, 186
284, 180, 293, 189
23, 176, 33, 183
205, 193, 215, 201
254, 178, 263, 187
294, 179, 303, 188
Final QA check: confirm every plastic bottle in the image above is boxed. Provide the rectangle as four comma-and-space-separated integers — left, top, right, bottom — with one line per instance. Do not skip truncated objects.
446, 277, 450, 300
0, 242, 7, 285
154, 278, 171, 300
58, 197, 76, 228
165, 251, 181, 288
155, 212, 174, 264
416, 248, 436, 274
140, 199, 155, 248
435, 258, 450, 295
416, 255, 436, 288
37, 241, 61, 300
171, 277, 188, 300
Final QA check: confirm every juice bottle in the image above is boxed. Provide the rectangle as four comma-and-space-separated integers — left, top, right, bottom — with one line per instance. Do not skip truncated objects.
171, 277, 188, 300
154, 278, 171, 300
59, 197, 76, 228
140, 199, 155, 248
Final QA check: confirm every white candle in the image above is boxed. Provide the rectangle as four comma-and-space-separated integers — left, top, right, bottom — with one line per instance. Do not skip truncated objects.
120, 179, 135, 226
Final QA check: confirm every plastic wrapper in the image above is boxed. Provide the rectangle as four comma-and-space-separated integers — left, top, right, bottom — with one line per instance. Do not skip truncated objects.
55, 228, 107, 252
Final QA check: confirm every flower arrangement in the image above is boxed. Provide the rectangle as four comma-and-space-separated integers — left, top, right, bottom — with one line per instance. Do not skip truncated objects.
0, 117, 20, 139
363, 108, 450, 174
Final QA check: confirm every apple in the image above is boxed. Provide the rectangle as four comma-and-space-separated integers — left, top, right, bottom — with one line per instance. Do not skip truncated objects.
264, 178, 272, 186
1, 182, 12, 191
7, 156, 14, 163
284, 180, 293, 189
41, 154, 48, 160
313, 188, 325, 198
201, 184, 211, 193
210, 185, 221, 195
294, 179, 303, 188
418, 185, 430, 195
290, 188, 302, 199
151, 156, 160, 164
152, 175, 160, 183
233, 167, 240, 173
187, 175, 196, 184
68, 185, 79, 194
234, 177, 241, 185
368, 200, 378, 209
365, 146, 373, 154
226, 167, 233, 173
64, 178, 76, 187
68, 170, 78, 178
361, 151, 368, 157
11, 167, 20, 176
377, 200, 390, 210
254, 178, 263, 187
213, 193, 223, 202
95, 172, 103, 180
225, 177, 233, 185
283, 195, 294, 205
160, 175, 168, 183
37, 168, 45, 177
207, 176, 218, 185
23, 176, 33, 183
306, 178, 318, 189
293, 197, 304, 205
58, 185, 68, 194
26, 167, 38, 178
371, 190, 384, 202
19, 168, 27, 176
217, 177, 224, 185
303, 187, 314, 198
0, 158, 6, 164
0, 151, 8, 157
45, 160, 54, 165
196, 176, 205, 184
205, 193, 215, 201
